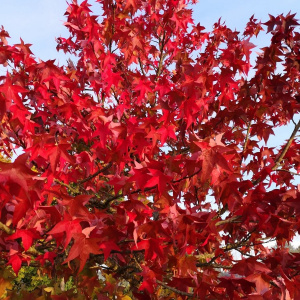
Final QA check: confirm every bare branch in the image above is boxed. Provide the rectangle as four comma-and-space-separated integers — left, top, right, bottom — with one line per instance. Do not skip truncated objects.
276, 168, 300, 176
215, 216, 241, 227
156, 279, 194, 298
0, 222, 14, 235
155, 31, 166, 81
78, 162, 113, 184
272, 120, 300, 171
240, 120, 251, 164
138, 56, 146, 76
252, 120, 300, 185
196, 262, 232, 269
94, 168, 201, 209
54, 179, 79, 194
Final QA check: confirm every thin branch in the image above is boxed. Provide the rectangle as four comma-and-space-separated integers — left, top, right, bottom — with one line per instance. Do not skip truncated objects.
138, 56, 146, 76
240, 120, 251, 164
156, 280, 194, 298
0, 222, 14, 235
196, 262, 232, 269
78, 162, 113, 184
108, 4, 115, 52
11, 127, 27, 149
111, 88, 119, 104
172, 169, 201, 183
276, 169, 300, 176
272, 120, 300, 171
252, 120, 300, 185
54, 179, 79, 194
94, 168, 201, 209
215, 216, 241, 227
155, 31, 166, 81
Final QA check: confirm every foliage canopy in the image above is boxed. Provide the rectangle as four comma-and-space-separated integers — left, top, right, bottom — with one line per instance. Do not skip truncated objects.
0, 0, 300, 299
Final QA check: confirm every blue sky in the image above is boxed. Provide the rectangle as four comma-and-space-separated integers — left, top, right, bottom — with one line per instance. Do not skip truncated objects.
0, 0, 299, 62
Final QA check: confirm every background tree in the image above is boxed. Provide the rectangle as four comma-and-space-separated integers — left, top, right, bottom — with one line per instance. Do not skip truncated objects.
0, 0, 300, 299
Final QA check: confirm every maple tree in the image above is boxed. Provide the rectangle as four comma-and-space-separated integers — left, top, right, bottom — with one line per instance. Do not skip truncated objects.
0, 0, 300, 298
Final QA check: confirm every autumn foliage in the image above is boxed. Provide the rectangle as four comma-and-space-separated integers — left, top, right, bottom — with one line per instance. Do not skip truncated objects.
0, 0, 300, 298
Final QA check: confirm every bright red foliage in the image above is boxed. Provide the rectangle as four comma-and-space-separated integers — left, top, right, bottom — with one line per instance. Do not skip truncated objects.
0, 1, 300, 299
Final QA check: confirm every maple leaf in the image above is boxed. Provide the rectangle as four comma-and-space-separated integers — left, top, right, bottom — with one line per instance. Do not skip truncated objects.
63, 232, 101, 273
7, 254, 22, 275
231, 257, 272, 277
99, 240, 121, 260
144, 168, 172, 196
245, 273, 271, 294
47, 219, 82, 249
35, 252, 57, 266
0, 153, 40, 192
45, 143, 74, 172
6, 229, 40, 251
0, 73, 28, 109
124, 0, 138, 13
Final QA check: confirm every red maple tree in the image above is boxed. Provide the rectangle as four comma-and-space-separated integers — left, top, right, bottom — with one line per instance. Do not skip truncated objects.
0, 0, 300, 299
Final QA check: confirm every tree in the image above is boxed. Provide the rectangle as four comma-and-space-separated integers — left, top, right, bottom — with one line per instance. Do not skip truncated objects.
0, 0, 300, 298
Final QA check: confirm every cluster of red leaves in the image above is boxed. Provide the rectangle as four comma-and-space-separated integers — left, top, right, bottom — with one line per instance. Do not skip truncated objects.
0, 0, 300, 299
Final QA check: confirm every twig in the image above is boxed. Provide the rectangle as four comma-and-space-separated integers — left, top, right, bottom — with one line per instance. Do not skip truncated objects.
54, 179, 79, 194
196, 262, 232, 269
252, 120, 300, 185
155, 31, 166, 81
94, 168, 201, 209
172, 169, 201, 183
240, 120, 251, 164
78, 162, 113, 184
272, 120, 300, 170
0, 222, 14, 235
138, 56, 146, 76
156, 279, 194, 298
276, 169, 300, 176
215, 215, 241, 227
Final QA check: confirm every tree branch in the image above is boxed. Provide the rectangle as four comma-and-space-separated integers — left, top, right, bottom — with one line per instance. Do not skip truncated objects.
196, 262, 232, 269
215, 215, 241, 227
272, 120, 300, 171
78, 162, 113, 184
276, 168, 300, 176
138, 56, 146, 76
156, 279, 194, 298
0, 222, 14, 235
54, 179, 79, 194
252, 120, 300, 185
240, 120, 251, 164
155, 31, 166, 81
93, 168, 201, 209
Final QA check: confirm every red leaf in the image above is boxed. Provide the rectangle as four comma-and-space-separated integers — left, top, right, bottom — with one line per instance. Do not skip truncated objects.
63, 233, 101, 273
7, 254, 22, 275
6, 229, 40, 251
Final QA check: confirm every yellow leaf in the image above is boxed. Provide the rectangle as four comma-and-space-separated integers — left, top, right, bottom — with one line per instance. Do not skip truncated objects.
44, 287, 54, 294
0, 278, 12, 297
105, 273, 116, 285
